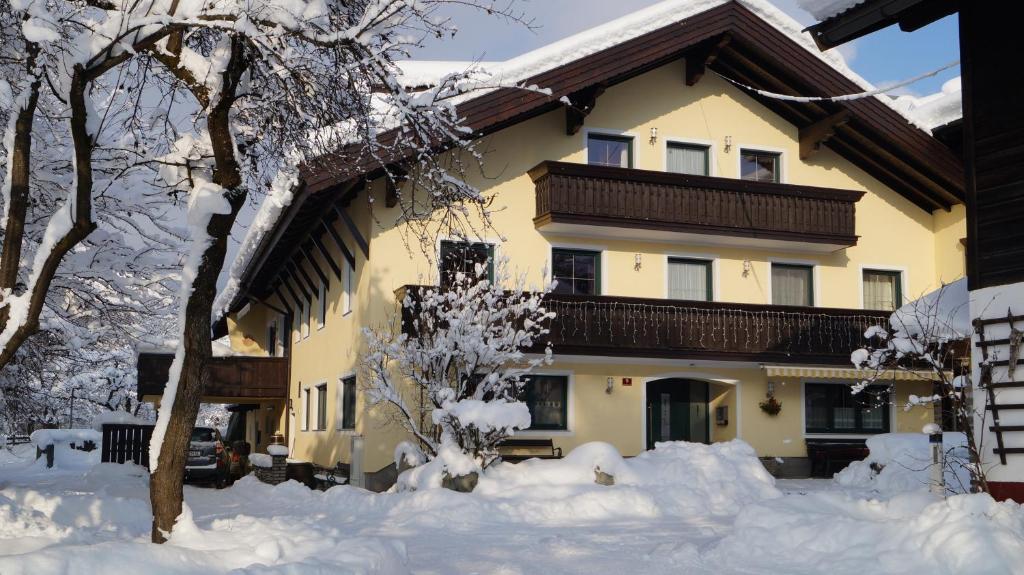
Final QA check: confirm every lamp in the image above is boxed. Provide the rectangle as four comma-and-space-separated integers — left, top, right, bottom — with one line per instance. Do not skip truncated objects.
724, 135, 733, 152
649, 127, 658, 144
634, 253, 642, 271
606, 377, 614, 394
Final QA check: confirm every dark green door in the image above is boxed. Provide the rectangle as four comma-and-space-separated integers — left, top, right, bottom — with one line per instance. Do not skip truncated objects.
646, 379, 709, 449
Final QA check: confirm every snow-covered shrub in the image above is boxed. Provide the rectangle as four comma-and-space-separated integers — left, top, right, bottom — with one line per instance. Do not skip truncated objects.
835, 432, 971, 495
363, 260, 555, 482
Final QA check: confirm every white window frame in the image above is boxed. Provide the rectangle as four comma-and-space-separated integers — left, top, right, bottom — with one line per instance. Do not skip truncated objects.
767, 259, 819, 307
301, 386, 311, 431
300, 297, 311, 339
342, 259, 354, 316
858, 265, 908, 310
736, 145, 786, 183
314, 381, 328, 431
662, 137, 715, 176
663, 252, 719, 302
293, 305, 302, 343
336, 372, 357, 432
514, 370, 575, 437
548, 240, 607, 296
583, 127, 638, 169
316, 280, 327, 329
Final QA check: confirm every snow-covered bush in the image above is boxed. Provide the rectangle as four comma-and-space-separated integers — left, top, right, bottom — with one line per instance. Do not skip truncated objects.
835, 432, 971, 495
363, 260, 555, 480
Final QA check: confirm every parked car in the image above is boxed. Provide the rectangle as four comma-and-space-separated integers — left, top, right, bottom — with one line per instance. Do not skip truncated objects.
185, 427, 231, 488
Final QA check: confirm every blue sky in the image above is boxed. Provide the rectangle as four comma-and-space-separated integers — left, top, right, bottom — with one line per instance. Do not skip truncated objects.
411, 0, 960, 97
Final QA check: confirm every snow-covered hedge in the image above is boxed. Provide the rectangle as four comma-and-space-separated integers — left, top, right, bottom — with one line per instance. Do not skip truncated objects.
835, 432, 971, 494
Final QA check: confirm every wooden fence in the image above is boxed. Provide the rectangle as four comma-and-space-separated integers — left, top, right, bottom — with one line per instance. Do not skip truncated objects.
101, 423, 155, 467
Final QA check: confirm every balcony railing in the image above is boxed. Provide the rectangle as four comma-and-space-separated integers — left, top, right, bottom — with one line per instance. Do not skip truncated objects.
529, 161, 863, 251
397, 286, 889, 365
137, 353, 289, 399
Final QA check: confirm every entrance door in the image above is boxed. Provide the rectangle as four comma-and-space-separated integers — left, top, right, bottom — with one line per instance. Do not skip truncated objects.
646, 379, 709, 449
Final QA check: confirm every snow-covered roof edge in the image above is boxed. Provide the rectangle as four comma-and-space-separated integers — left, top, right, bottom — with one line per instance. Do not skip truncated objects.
215, 0, 942, 318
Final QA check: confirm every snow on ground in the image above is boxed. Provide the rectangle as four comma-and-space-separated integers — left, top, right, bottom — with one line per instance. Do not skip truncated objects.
0, 439, 1022, 574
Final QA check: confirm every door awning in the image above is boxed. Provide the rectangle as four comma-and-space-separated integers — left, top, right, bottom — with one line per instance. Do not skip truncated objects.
762, 365, 944, 382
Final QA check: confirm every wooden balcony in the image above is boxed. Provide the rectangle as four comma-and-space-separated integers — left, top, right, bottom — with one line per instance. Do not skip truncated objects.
137, 353, 289, 400
398, 286, 889, 365
529, 161, 864, 252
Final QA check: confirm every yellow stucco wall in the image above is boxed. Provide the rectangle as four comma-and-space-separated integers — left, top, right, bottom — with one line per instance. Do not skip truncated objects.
228, 61, 964, 474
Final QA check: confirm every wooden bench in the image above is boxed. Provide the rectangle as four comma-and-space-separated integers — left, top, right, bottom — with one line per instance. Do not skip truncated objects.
498, 438, 562, 463
312, 462, 350, 490
805, 438, 869, 477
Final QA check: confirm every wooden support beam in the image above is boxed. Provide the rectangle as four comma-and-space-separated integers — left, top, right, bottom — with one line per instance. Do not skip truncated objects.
333, 205, 369, 258
289, 260, 318, 296
322, 220, 355, 268
310, 233, 342, 279
299, 243, 329, 288
280, 273, 305, 307
283, 266, 311, 302
272, 284, 294, 317
260, 291, 288, 316
384, 166, 407, 208
800, 110, 851, 160
564, 84, 606, 136
685, 34, 731, 86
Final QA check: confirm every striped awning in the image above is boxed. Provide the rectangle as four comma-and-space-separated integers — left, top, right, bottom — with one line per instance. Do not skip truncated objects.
762, 365, 945, 382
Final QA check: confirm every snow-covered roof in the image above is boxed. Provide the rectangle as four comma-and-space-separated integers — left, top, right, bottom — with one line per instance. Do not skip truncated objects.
893, 76, 963, 132
796, 0, 866, 21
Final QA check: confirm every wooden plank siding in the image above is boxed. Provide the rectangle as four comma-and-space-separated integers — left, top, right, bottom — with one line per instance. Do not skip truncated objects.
137, 353, 289, 400
530, 161, 862, 246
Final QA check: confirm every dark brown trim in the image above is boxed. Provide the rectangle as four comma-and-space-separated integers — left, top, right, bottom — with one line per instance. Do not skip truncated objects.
310, 233, 342, 280
685, 33, 732, 86
137, 353, 288, 400
289, 260, 317, 296
334, 205, 369, 258
300, 243, 329, 288
322, 219, 356, 268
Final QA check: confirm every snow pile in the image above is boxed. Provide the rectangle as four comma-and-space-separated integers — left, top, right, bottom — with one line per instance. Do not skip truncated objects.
266, 444, 288, 456
396, 441, 482, 491
430, 399, 531, 433
249, 453, 272, 468
890, 278, 970, 341
835, 432, 971, 495
91, 411, 151, 430
397, 440, 780, 521
706, 491, 1024, 575
894, 76, 963, 131
796, 0, 865, 20
29, 429, 101, 449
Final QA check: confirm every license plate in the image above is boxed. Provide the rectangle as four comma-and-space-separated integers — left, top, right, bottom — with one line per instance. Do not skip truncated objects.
189, 450, 201, 457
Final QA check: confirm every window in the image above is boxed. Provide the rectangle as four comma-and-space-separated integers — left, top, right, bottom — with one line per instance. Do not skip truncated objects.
315, 383, 328, 430
587, 134, 633, 168
300, 299, 310, 339
440, 241, 493, 286
772, 264, 814, 306
520, 375, 568, 430
336, 376, 356, 431
667, 142, 710, 176
280, 315, 291, 356
805, 383, 890, 434
293, 308, 302, 343
266, 323, 277, 357
668, 258, 712, 301
740, 150, 781, 183
863, 269, 903, 311
316, 281, 327, 329
552, 248, 600, 295
343, 260, 354, 315
302, 387, 311, 431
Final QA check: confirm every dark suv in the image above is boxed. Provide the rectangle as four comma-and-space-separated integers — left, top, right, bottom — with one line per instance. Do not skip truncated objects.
185, 427, 231, 487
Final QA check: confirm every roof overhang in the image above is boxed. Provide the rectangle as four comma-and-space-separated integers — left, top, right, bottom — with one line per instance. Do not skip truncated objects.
804, 0, 958, 50
227, 1, 965, 312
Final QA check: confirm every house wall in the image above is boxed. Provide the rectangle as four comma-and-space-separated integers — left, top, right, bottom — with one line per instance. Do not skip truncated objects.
228, 61, 965, 476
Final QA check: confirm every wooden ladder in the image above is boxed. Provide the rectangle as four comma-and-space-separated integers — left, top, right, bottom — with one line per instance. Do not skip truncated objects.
975, 310, 1024, 464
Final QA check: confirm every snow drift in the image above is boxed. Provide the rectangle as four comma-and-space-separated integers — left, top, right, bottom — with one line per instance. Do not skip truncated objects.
835, 432, 971, 495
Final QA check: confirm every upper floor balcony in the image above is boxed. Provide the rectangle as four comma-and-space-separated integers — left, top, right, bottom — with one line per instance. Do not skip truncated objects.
397, 286, 889, 366
529, 161, 864, 253
137, 353, 289, 401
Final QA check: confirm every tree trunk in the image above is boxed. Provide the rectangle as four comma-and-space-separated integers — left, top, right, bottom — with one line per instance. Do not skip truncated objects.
149, 37, 248, 543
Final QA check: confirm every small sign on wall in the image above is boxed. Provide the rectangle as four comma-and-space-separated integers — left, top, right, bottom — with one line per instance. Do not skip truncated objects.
622, 377, 632, 386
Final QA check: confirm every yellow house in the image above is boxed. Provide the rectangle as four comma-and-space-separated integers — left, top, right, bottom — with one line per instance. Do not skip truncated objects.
212, 0, 966, 490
